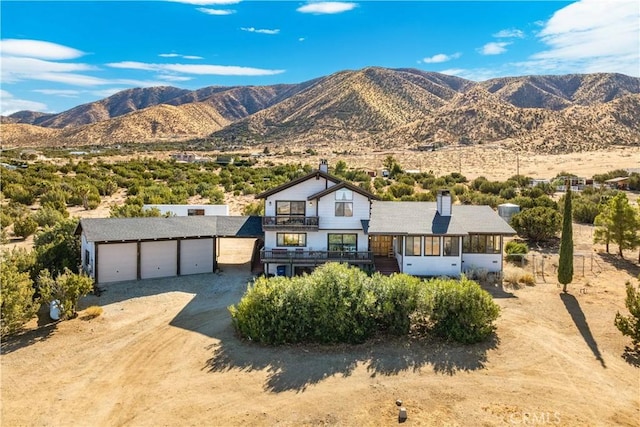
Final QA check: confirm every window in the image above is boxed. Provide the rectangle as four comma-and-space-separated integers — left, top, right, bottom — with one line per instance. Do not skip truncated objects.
276, 201, 305, 216
335, 189, 353, 201
335, 202, 353, 217
85, 250, 90, 266
462, 235, 502, 253
276, 233, 306, 247
405, 236, 421, 256
187, 208, 205, 216
328, 234, 357, 252
443, 236, 460, 256
424, 236, 440, 256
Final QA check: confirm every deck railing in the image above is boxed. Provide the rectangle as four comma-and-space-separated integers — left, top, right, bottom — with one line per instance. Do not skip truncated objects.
260, 249, 373, 264
261, 216, 319, 230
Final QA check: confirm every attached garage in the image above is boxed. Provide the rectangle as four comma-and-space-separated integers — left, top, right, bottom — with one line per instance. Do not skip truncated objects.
180, 238, 214, 275
141, 241, 178, 279
97, 243, 137, 283
77, 216, 263, 284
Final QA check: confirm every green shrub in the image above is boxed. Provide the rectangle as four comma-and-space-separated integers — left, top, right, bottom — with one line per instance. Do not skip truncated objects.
13, 215, 38, 238
505, 241, 528, 262
615, 281, 640, 348
38, 268, 94, 320
423, 276, 500, 344
0, 260, 38, 336
510, 207, 561, 242
370, 273, 421, 335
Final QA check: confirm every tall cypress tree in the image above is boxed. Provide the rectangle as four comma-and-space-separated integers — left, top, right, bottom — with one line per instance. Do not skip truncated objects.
558, 188, 574, 293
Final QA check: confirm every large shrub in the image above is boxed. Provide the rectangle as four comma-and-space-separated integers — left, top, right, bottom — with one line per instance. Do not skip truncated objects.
505, 240, 528, 262
424, 276, 500, 343
0, 259, 38, 336
615, 281, 640, 348
510, 206, 561, 242
230, 263, 500, 345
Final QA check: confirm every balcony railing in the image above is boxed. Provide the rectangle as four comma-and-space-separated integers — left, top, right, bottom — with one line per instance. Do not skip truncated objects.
262, 216, 319, 230
260, 249, 373, 264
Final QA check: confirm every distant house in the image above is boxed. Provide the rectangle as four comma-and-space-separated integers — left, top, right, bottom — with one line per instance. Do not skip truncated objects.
604, 176, 629, 190
142, 204, 229, 217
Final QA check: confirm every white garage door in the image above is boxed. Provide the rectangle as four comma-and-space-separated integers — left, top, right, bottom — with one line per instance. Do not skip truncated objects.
141, 241, 177, 279
97, 243, 137, 283
180, 238, 214, 275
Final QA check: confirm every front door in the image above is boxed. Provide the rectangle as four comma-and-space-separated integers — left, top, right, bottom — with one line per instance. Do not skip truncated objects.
370, 235, 393, 256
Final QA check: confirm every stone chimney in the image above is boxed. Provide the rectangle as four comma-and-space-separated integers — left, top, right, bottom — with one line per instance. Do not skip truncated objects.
436, 189, 452, 216
319, 159, 329, 173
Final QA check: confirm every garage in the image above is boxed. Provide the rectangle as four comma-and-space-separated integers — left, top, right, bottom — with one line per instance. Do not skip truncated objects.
97, 243, 137, 283
180, 238, 214, 275
141, 241, 178, 279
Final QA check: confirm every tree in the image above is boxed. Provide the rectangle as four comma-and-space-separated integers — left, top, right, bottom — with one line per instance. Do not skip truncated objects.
593, 193, 640, 259
38, 268, 94, 320
1, 260, 38, 336
558, 189, 574, 293
510, 207, 561, 242
34, 218, 81, 276
614, 280, 640, 348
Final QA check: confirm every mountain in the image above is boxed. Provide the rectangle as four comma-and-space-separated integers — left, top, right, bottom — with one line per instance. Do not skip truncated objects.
3, 68, 639, 153
6, 110, 56, 125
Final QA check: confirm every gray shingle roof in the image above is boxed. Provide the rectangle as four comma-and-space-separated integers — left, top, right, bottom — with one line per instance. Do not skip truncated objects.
368, 201, 516, 235
78, 216, 263, 243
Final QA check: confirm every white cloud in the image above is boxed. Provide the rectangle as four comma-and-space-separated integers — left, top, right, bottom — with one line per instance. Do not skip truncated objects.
159, 53, 203, 59
1, 56, 97, 84
299, 38, 306, 42
33, 89, 81, 98
27, 72, 111, 86
196, 7, 235, 15
157, 74, 193, 82
90, 88, 129, 98
0, 90, 48, 115
492, 29, 524, 39
170, 0, 240, 4
422, 52, 461, 64
241, 27, 280, 35
439, 68, 505, 82
297, 2, 357, 14
107, 61, 285, 76
479, 42, 511, 55
528, 0, 639, 76
0, 39, 85, 60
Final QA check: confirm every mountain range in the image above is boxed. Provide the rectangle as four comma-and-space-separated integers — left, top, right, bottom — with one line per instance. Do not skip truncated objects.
2, 67, 639, 153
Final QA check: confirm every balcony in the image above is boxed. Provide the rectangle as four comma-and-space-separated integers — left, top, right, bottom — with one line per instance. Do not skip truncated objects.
262, 216, 319, 231
260, 249, 374, 265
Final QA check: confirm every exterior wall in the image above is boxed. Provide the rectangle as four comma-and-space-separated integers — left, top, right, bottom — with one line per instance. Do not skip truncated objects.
142, 204, 229, 216
264, 178, 335, 217
265, 230, 367, 251
461, 253, 504, 273
316, 191, 370, 229
398, 235, 462, 277
81, 234, 96, 280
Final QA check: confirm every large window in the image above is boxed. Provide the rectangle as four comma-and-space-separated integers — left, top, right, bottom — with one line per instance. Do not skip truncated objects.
405, 236, 421, 256
424, 236, 440, 256
335, 202, 353, 217
443, 236, 460, 256
276, 201, 306, 216
276, 233, 306, 247
328, 234, 357, 252
462, 235, 501, 254
335, 189, 353, 201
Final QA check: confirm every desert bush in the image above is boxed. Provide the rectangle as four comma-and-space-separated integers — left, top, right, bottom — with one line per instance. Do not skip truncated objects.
34, 206, 67, 227
510, 207, 561, 242
0, 259, 38, 336
505, 241, 528, 262
519, 273, 535, 286
423, 276, 500, 344
38, 268, 94, 320
614, 281, 640, 348
84, 305, 103, 319
370, 273, 422, 335
13, 215, 38, 238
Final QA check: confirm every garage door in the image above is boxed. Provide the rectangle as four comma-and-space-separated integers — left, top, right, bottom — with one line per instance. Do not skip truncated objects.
97, 243, 137, 283
141, 241, 177, 279
180, 238, 214, 275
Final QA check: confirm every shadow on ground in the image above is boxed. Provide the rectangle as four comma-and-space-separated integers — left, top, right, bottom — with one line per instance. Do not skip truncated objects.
560, 292, 606, 368
597, 253, 640, 278
621, 347, 640, 367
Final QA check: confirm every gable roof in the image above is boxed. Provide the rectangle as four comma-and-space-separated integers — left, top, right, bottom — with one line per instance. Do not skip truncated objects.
255, 170, 340, 199
307, 181, 379, 201
368, 201, 516, 236
77, 216, 263, 243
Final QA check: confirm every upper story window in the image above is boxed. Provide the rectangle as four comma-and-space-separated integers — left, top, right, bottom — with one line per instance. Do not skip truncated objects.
424, 236, 440, 256
462, 235, 501, 254
276, 201, 306, 216
335, 202, 353, 217
335, 189, 353, 201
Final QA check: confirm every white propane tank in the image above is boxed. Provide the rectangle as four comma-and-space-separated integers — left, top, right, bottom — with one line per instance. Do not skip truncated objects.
49, 300, 61, 321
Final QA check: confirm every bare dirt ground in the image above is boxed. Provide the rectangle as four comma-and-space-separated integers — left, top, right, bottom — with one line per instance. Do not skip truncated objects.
2, 234, 639, 426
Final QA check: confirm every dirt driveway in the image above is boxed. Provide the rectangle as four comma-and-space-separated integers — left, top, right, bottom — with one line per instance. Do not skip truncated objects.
1, 239, 639, 426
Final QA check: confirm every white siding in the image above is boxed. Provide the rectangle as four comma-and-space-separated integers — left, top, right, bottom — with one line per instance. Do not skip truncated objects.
180, 238, 214, 275
143, 204, 228, 216
402, 255, 462, 277
317, 191, 370, 229
264, 177, 335, 217
97, 243, 137, 283
461, 254, 503, 273
266, 230, 367, 251
81, 234, 96, 280
141, 241, 178, 279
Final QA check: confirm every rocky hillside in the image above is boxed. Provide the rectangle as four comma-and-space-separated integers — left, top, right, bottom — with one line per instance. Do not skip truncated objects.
2, 68, 639, 153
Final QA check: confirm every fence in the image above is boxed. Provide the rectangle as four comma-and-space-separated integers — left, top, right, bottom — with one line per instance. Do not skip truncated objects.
504, 252, 605, 283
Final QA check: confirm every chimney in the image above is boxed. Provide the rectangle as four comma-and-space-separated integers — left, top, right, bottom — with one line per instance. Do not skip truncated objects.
319, 159, 329, 173
436, 189, 452, 216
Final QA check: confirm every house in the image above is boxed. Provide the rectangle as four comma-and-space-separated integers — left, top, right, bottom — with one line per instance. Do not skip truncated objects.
142, 204, 229, 217
76, 216, 262, 284
367, 190, 516, 277
604, 176, 629, 190
256, 159, 378, 277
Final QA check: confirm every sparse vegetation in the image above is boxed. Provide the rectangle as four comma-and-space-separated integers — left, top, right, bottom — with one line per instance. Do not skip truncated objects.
614, 280, 640, 349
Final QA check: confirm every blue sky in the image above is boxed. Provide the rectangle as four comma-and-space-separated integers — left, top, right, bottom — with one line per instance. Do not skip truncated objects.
1, 0, 638, 115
